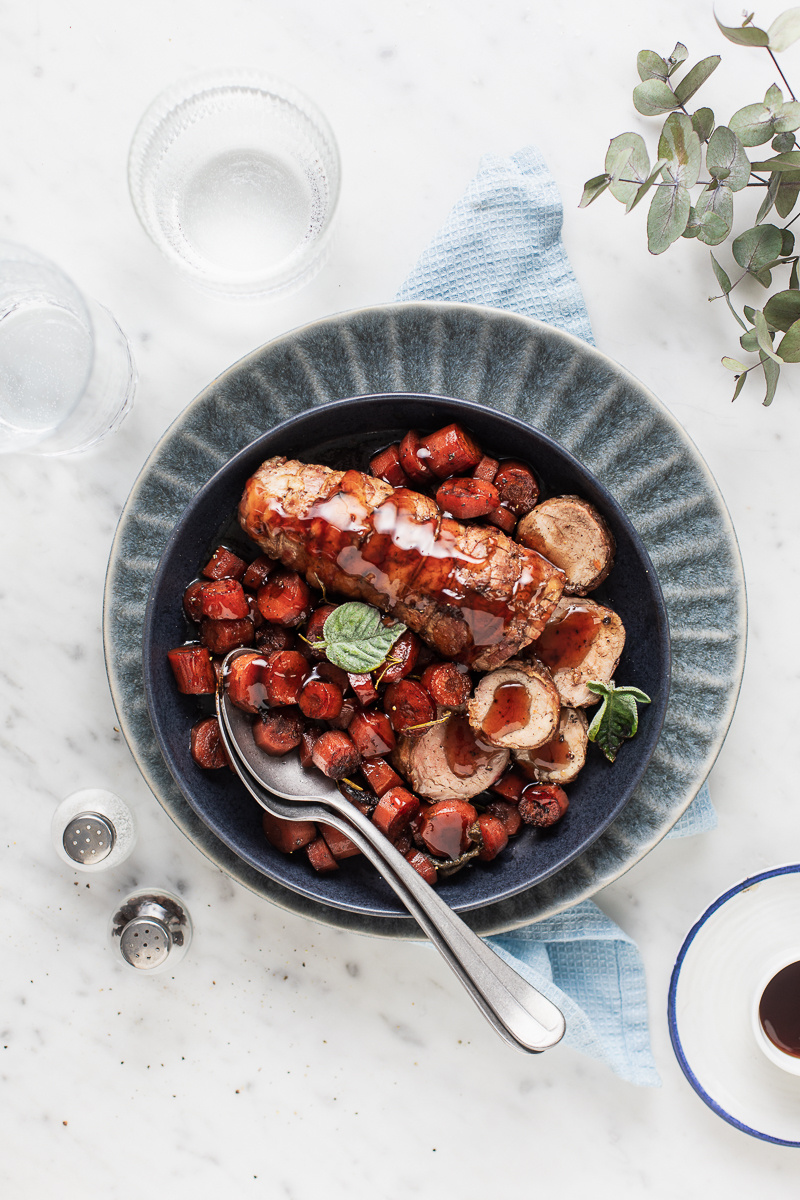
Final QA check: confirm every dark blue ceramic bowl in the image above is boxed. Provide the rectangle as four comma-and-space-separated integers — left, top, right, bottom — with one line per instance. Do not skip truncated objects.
142, 393, 670, 918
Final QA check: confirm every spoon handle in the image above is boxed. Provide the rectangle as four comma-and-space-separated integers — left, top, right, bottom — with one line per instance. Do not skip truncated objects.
334, 802, 566, 1053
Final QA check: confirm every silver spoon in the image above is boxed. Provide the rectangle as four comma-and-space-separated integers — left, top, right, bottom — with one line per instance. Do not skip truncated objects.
217, 649, 566, 1054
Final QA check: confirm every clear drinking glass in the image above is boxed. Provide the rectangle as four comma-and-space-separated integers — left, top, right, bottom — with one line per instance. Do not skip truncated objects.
0, 241, 136, 455
128, 70, 341, 299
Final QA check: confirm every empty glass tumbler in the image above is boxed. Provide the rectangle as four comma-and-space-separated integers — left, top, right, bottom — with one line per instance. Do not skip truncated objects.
128, 70, 341, 298
0, 241, 136, 455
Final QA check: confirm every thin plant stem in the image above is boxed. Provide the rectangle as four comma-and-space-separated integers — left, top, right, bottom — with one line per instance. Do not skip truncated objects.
768, 48, 796, 101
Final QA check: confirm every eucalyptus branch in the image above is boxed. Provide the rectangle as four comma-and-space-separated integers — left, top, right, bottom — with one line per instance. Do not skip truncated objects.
580, 6, 800, 407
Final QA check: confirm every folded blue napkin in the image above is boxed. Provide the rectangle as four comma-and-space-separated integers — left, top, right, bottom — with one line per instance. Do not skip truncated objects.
397, 145, 716, 1086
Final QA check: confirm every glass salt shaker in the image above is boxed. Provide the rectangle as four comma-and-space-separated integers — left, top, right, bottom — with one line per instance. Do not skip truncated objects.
108, 888, 193, 974
51, 788, 137, 872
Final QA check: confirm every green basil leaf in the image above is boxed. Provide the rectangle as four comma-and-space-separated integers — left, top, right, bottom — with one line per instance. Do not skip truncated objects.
776, 317, 800, 361
674, 55, 720, 104
579, 174, 612, 207
647, 181, 691, 253
692, 107, 715, 142
714, 15, 770, 46
761, 353, 781, 405
768, 8, 800, 52
732, 224, 784, 272
606, 133, 650, 206
312, 602, 406, 672
586, 680, 651, 763
633, 78, 680, 116
637, 49, 669, 81
710, 250, 732, 293
706, 126, 751, 191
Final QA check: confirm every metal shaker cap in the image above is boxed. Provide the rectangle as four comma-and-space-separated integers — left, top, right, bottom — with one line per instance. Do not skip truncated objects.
62, 813, 116, 865
110, 889, 192, 974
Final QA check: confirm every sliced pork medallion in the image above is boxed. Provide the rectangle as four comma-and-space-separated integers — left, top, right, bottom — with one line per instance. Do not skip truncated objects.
515, 707, 589, 784
392, 713, 509, 803
238, 457, 565, 670
466, 659, 560, 750
516, 496, 615, 595
534, 596, 625, 707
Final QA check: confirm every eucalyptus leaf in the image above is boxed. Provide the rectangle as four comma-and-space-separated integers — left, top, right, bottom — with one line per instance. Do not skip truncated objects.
754, 310, 783, 362
585, 681, 651, 763
606, 133, 650, 206
761, 353, 781, 405
695, 181, 734, 242
637, 49, 669, 81
692, 107, 715, 142
658, 112, 702, 185
775, 101, 800, 134
731, 371, 749, 401
725, 291, 748, 330
772, 132, 796, 151
744, 305, 758, 324
633, 78, 680, 116
765, 84, 784, 111
730, 102, 777, 146
311, 602, 406, 673
722, 356, 748, 371
756, 173, 781, 223
783, 230, 796, 255
776, 317, 800, 361
776, 169, 800, 217
732, 223, 784, 272
667, 42, 689, 73
710, 250, 732, 293
647, 181, 691, 253
740, 328, 760, 352
763, 288, 800, 329
682, 208, 702, 239
791, 259, 800, 289
627, 158, 669, 212
579, 174, 612, 207
768, 7, 800, 51
674, 55, 721, 104
706, 126, 751, 190
752, 267, 774, 287
714, 14, 770, 47
697, 211, 731, 246
750, 151, 800, 170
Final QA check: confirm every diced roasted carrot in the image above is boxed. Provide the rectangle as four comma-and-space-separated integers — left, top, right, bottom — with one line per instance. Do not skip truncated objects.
262, 810, 317, 853
493, 460, 539, 516
419, 662, 471, 708
311, 730, 361, 779
490, 767, 528, 803
369, 444, 412, 488
476, 813, 509, 861
202, 546, 247, 581
299, 680, 344, 721
419, 799, 478, 858
252, 707, 305, 756
256, 568, 312, 626
435, 476, 499, 519
242, 555, 274, 591
226, 652, 270, 713
377, 630, 420, 684
519, 783, 569, 827
383, 680, 436, 734
320, 825, 362, 860
399, 429, 436, 483
190, 717, 228, 769
167, 645, 217, 694
255, 624, 295, 654
348, 672, 378, 706
348, 709, 396, 758
246, 593, 263, 628
306, 836, 339, 872
200, 578, 250, 621
473, 455, 499, 482
327, 697, 357, 730
485, 800, 522, 837
372, 787, 420, 841
316, 660, 349, 691
303, 604, 339, 656
200, 617, 254, 655
183, 579, 208, 623
263, 650, 311, 706
360, 757, 404, 796
420, 423, 483, 477
405, 848, 438, 884
486, 504, 516, 534
299, 726, 322, 769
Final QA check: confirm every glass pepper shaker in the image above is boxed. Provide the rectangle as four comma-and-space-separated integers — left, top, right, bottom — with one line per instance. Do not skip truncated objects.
108, 888, 193, 974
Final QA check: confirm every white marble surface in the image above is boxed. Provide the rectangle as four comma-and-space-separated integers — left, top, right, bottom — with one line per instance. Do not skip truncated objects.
3, 0, 800, 1194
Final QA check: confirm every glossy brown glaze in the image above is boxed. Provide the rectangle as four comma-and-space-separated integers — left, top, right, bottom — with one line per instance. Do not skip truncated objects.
443, 714, 500, 778
759, 961, 800, 1057
535, 601, 603, 671
480, 682, 532, 741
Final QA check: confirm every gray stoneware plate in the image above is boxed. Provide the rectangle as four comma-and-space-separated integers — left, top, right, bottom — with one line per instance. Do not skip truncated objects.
103, 301, 747, 939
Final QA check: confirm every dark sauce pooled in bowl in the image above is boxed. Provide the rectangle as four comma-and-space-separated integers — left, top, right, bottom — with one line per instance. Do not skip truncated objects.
759, 961, 800, 1057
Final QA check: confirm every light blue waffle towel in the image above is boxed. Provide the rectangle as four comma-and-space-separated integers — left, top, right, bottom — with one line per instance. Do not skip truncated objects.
397, 145, 716, 1086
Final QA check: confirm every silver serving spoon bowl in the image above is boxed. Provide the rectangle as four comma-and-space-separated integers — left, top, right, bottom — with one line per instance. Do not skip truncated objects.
217, 648, 566, 1055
